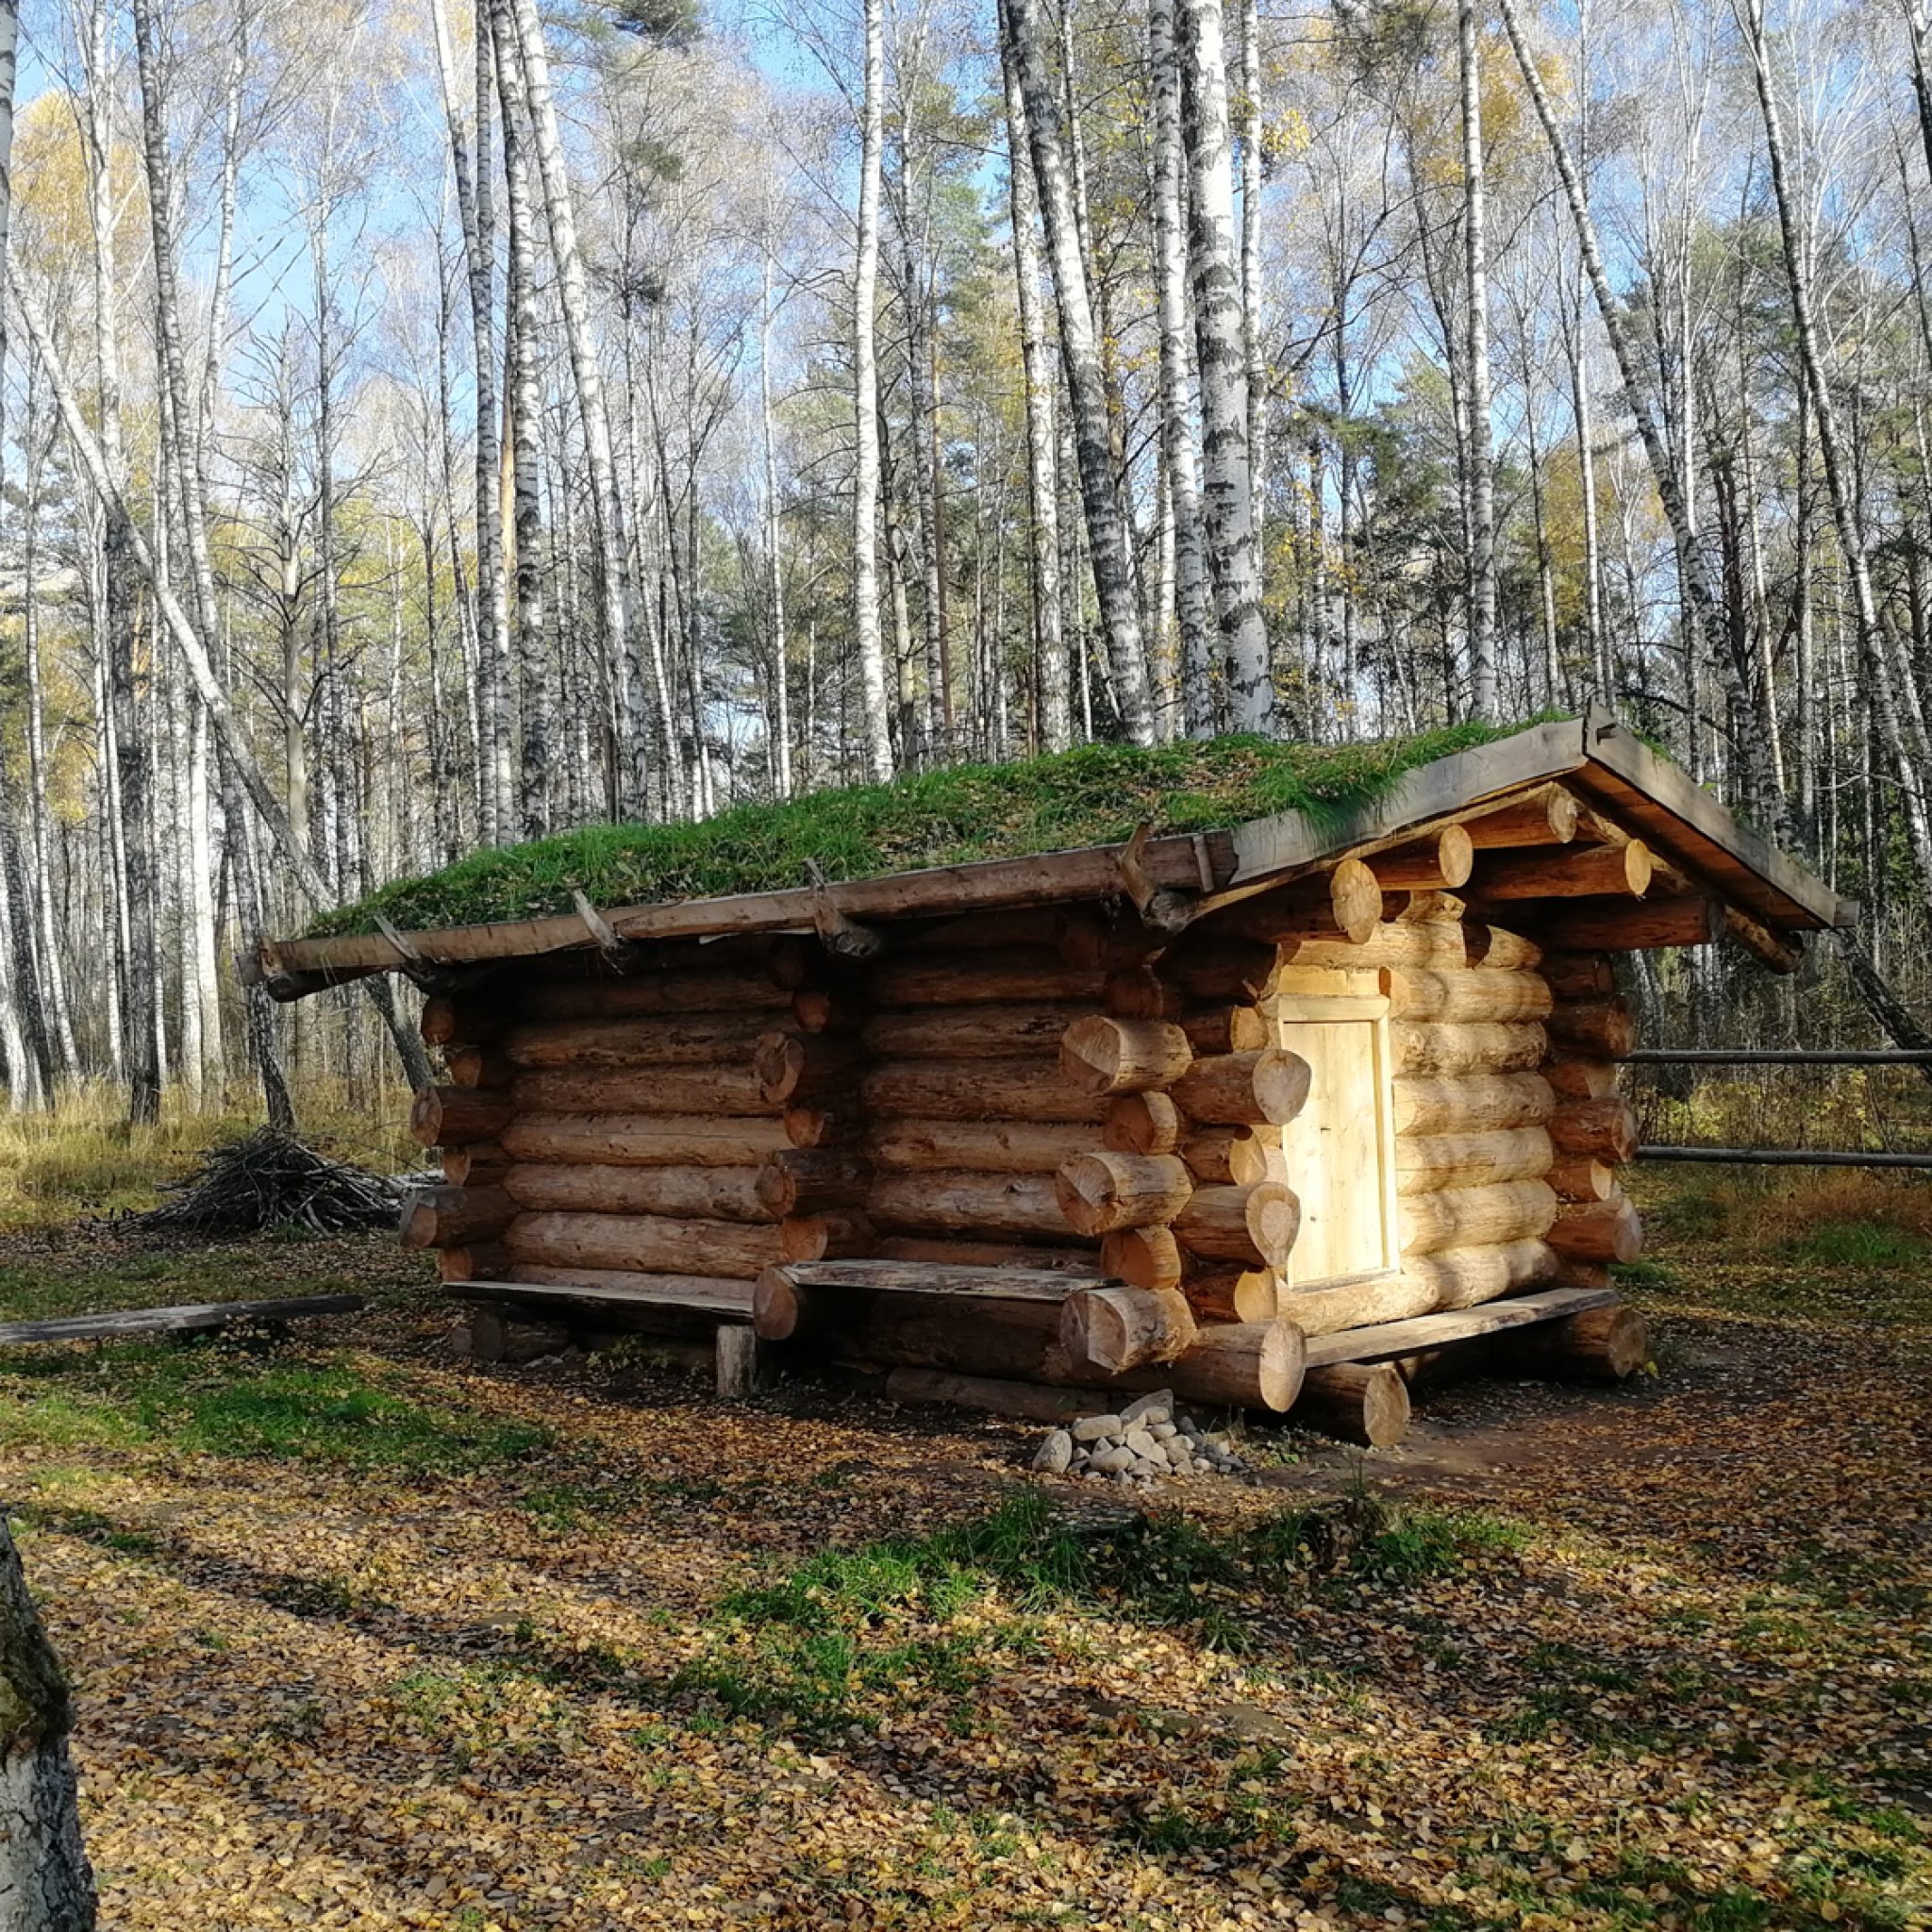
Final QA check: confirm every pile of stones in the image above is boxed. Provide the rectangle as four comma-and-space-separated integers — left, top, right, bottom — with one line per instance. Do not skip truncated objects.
1029, 1389, 1244, 1485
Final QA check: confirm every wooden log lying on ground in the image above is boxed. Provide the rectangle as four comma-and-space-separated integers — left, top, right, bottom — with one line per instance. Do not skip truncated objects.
521, 969, 791, 1020
1174, 1183, 1300, 1268
514, 1064, 772, 1117
870, 952, 1104, 1007
1400, 1179, 1558, 1257
1058, 1285, 1197, 1372
1500, 1301, 1649, 1380
864, 1003, 1091, 1060
506, 1209, 784, 1280
0, 1294, 364, 1347
412, 1086, 514, 1148
869, 1119, 1098, 1174
1104, 1091, 1184, 1154
863, 1058, 1108, 1124
1463, 784, 1579, 847
1054, 1153, 1194, 1235
1383, 968, 1554, 1024
1391, 1072, 1556, 1135
779, 1211, 878, 1261
1532, 894, 1724, 953
1546, 999, 1639, 1060
1390, 1022, 1549, 1075
1059, 1016, 1193, 1095
1274, 1238, 1557, 1336
401, 1185, 515, 1250
1547, 1193, 1643, 1263
1472, 841, 1653, 902
865, 1171, 1073, 1239
503, 1013, 766, 1069
1208, 859, 1383, 947
1293, 1363, 1410, 1448
1395, 1126, 1555, 1194
1169, 1049, 1312, 1125
501, 1112, 792, 1169
505, 1162, 772, 1224
1371, 825, 1475, 892
1548, 1095, 1639, 1163
757, 1148, 873, 1216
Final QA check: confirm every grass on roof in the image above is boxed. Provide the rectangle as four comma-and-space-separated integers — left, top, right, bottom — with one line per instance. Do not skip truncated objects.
307, 722, 1539, 938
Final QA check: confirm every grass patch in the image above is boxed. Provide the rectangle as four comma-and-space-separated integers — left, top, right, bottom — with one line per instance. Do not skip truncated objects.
1785, 1221, 1930, 1270
1353, 1504, 1530, 1583
0, 1348, 549, 1474
309, 723, 1531, 937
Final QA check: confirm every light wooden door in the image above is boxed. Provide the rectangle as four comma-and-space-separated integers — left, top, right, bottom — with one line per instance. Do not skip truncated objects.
1274, 992, 1400, 1289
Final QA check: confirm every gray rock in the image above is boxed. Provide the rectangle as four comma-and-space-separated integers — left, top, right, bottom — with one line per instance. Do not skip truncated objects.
1032, 1428, 1074, 1474
1123, 1427, 1158, 1459
1091, 1443, 1135, 1474
1161, 1439, 1193, 1469
1119, 1389, 1174, 1428
1073, 1413, 1123, 1443
1150, 1421, 1177, 1441
1130, 1456, 1164, 1477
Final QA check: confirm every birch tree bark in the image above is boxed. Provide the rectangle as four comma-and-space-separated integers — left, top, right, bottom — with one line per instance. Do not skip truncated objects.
852, 0, 895, 778
1176, 0, 1271, 730
1459, 0, 1498, 720
1003, 0, 1155, 743
1151, 0, 1215, 736
759, 246, 792, 796
1238, 0, 1266, 554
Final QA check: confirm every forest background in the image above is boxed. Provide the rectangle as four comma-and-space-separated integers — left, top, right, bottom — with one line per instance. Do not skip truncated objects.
0, 0, 1926, 1147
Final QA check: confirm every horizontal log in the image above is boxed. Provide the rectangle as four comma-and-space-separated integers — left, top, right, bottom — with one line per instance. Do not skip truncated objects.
1532, 894, 1725, 953
757, 1148, 874, 1217
1391, 1072, 1556, 1136
1462, 784, 1580, 848
879, 1368, 1098, 1424
1054, 1152, 1193, 1236
1724, 906, 1803, 974
1104, 1091, 1184, 1155
445, 1045, 515, 1090
520, 970, 790, 1020
1396, 1125, 1555, 1193
1547, 1156, 1615, 1202
503, 1013, 767, 1069
1400, 1179, 1558, 1257
865, 1171, 1073, 1239
1547, 1193, 1643, 1263
1174, 1182, 1300, 1268
1294, 1362, 1409, 1448
491, 1266, 756, 1324
1169, 1048, 1311, 1126
755, 1032, 867, 1106
1502, 1301, 1649, 1380
1390, 1021, 1549, 1074
1178, 1007, 1273, 1057
1548, 1095, 1639, 1163
506, 1209, 783, 1280
874, 1237, 1102, 1271
397, 1174, 513, 1252
1383, 968, 1554, 1024
1056, 910, 1166, 972
868, 1119, 1099, 1174
1184, 1268, 1280, 1323
864, 1002, 1091, 1060
443, 1143, 510, 1188
0, 1292, 365, 1347
1274, 1238, 1557, 1336
1473, 841, 1653, 902
411, 1086, 513, 1148
783, 1107, 858, 1148
500, 1112, 792, 1169
869, 951, 1104, 1007
1370, 824, 1474, 892
1059, 1016, 1193, 1095
1156, 938, 1281, 1004
862, 1058, 1108, 1124
422, 994, 507, 1047
755, 1269, 1064, 1352
437, 1243, 509, 1282
1208, 859, 1383, 948
905, 908, 1072, 953
1100, 1225, 1183, 1291
1540, 951, 1615, 1000
779, 1211, 878, 1262
1058, 1285, 1197, 1372
1180, 1127, 1288, 1187
1301, 1283, 1617, 1368
1545, 1058, 1619, 1100
1547, 1000, 1639, 1060
1159, 1320, 1306, 1412
791, 986, 871, 1035
512, 1064, 772, 1116
504, 1162, 772, 1224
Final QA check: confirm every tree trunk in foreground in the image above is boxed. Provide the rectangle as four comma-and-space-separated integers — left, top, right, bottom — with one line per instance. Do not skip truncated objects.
0, 1517, 96, 1929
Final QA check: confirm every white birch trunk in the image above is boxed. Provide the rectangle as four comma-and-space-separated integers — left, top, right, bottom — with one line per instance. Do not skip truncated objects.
1459, 0, 1497, 720
852, 0, 895, 778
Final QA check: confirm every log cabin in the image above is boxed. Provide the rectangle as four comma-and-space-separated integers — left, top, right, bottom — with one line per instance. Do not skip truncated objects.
257, 713, 1855, 1445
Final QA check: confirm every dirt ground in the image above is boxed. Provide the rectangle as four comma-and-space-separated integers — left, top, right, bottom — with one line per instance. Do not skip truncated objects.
0, 1200, 1926, 1931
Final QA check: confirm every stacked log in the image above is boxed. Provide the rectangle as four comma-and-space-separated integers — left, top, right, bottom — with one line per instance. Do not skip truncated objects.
1540, 955, 1643, 1273
412, 993, 522, 1281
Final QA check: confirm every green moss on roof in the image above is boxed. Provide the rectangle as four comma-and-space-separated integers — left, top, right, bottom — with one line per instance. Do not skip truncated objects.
308, 722, 1535, 939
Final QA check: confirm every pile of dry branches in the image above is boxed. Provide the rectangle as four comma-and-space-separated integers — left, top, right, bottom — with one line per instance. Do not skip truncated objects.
128, 1130, 408, 1240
